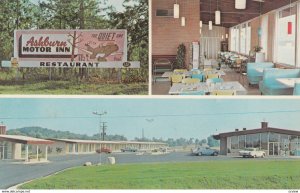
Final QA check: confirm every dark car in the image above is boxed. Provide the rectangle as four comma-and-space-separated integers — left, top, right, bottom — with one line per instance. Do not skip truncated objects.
96, 147, 112, 154
120, 147, 138, 152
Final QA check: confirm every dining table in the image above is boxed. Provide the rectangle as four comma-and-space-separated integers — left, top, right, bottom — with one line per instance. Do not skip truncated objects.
168, 81, 247, 95
276, 78, 300, 88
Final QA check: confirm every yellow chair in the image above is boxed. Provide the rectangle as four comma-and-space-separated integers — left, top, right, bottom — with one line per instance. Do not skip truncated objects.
211, 90, 236, 96
171, 74, 183, 85
174, 69, 188, 73
182, 78, 200, 84
206, 73, 219, 79
203, 68, 213, 72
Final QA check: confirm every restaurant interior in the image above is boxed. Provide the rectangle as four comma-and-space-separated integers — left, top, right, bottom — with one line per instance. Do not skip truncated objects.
151, 0, 300, 95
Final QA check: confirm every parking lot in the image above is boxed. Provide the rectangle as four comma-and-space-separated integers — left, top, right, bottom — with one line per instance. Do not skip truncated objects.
0, 152, 297, 189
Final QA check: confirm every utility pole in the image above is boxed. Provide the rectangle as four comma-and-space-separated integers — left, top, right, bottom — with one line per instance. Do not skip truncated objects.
92, 111, 107, 165
101, 122, 107, 141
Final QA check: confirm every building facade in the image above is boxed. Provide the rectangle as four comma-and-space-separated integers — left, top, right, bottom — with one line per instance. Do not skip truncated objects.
213, 122, 300, 156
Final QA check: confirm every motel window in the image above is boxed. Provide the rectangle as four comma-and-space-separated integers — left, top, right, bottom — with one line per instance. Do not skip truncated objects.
156, 9, 174, 17
231, 136, 239, 149
275, 5, 297, 66
230, 22, 251, 55
238, 135, 246, 149
261, 133, 268, 150
269, 133, 279, 142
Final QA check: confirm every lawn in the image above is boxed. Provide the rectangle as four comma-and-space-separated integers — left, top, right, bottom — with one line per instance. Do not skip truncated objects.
0, 81, 148, 95
20, 160, 300, 189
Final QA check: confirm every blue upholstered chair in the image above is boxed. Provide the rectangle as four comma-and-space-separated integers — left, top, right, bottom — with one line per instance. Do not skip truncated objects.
206, 78, 224, 84
293, 82, 300, 95
259, 68, 300, 95
191, 73, 204, 82
247, 62, 274, 85
180, 91, 206, 95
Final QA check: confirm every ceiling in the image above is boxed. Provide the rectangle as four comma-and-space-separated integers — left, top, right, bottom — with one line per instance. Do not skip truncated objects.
200, 0, 298, 28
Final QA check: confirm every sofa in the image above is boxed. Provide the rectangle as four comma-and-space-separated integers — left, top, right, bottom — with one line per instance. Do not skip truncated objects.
294, 82, 300, 95
247, 62, 274, 85
259, 68, 300, 95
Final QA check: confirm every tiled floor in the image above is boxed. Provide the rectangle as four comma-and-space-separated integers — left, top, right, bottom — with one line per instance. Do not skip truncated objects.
151, 69, 261, 95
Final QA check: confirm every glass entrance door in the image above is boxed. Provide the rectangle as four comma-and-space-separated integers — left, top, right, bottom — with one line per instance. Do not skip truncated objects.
269, 142, 279, 156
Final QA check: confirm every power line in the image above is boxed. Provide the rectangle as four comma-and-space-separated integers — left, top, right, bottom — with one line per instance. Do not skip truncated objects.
0, 109, 300, 120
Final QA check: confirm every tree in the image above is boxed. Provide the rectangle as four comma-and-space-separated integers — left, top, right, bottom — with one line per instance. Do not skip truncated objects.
207, 135, 220, 147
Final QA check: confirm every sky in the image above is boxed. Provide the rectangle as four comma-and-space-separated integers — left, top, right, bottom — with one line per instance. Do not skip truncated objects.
0, 98, 300, 140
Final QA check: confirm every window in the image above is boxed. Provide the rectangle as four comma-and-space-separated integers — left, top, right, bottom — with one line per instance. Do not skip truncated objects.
240, 24, 246, 54
261, 15, 269, 60
231, 136, 239, 149
275, 5, 297, 66
156, 9, 174, 17
261, 133, 268, 150
239, 135, 246, 149
269, 133, 279, 142
230, 22, 251, 54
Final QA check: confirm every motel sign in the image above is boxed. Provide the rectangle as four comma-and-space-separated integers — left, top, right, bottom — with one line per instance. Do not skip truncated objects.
3, 29, 140, 68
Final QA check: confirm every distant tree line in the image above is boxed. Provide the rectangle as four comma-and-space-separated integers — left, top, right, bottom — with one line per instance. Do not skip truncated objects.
0, 0, 148, 83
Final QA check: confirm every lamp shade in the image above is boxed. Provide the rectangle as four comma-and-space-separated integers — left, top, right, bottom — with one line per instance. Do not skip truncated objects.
199, 20, 203, 28
181, 17, 186, 26
226, 33, 228, 39
209, 21, 213, 30
222, 35, 224, 39
235, 0, 246, 9
174, 3, 179, 18
215, 10, 221, 25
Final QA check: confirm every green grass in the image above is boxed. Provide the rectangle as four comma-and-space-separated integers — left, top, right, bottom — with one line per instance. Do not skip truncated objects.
0, 81, 148, 95
20, 160, 300, 189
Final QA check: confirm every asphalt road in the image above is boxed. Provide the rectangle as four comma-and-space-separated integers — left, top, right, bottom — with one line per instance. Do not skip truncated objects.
0, 152, 296, 189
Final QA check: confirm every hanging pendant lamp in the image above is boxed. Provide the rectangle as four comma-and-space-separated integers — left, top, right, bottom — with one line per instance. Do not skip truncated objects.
174, 1, 179, 19
209, 0, 213, 30
235, 0, 246, 9
215, 0, 221, 25
199, 20, 203, 28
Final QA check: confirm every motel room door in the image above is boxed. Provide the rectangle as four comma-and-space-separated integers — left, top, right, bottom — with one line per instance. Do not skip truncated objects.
268, 142, 280, 156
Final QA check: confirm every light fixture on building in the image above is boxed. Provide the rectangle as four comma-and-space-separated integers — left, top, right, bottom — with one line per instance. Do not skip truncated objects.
181, 17, 186, 26
174, 1, 179, 19
222, 35, 224, 40
235, 0, 246, 9
215, 0, 221, 25
226, 33, 228, 39
209, 21, 213, 30
199, 20, 203, 28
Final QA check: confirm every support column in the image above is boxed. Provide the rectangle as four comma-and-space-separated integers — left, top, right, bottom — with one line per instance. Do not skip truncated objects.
45, 145, 48, 161
2, 144, 4, 160
25, 144, 28, 162
36, 145, 39, 161
72, 144, 76, 154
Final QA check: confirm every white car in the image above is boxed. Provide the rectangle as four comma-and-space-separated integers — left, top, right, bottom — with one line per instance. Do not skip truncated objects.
239, 148, 266, 158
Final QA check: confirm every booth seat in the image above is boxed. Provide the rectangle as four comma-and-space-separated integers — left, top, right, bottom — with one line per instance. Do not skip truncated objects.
247, 62, 274, 85
259, 68, 300, 95
294, 82, 300, 95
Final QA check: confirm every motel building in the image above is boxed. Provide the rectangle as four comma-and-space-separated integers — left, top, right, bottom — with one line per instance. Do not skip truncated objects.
213, 122, 300, 157
0, 125, 167, 163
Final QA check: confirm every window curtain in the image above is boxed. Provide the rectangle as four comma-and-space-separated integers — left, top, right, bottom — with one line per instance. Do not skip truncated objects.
200, 24, 226, 59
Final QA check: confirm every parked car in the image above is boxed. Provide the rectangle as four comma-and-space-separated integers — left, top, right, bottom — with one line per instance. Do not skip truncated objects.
191, 147, 219, 156
96, 147, 112, 154
120, 147, 137, 152
239, 148, 266, 158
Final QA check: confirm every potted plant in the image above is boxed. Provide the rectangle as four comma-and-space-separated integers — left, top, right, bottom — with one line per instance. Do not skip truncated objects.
174, 43, 186, 69
253, 46, 265, 62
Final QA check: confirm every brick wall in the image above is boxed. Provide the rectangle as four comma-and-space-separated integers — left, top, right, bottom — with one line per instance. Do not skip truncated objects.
152, 0, 200, 66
